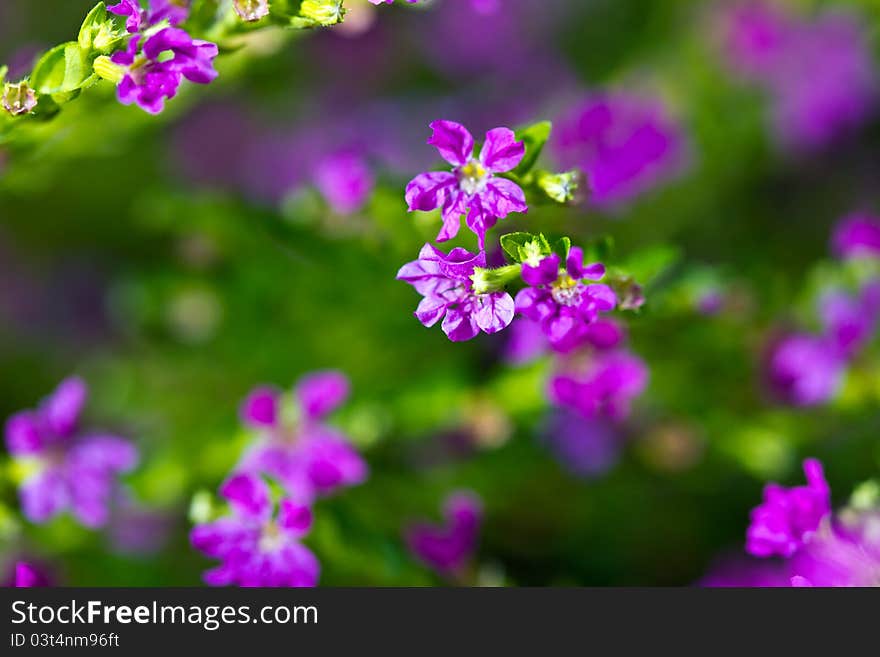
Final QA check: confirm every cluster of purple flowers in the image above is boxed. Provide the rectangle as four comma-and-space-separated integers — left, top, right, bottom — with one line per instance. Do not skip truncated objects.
765, 214, 880, 407
189, 371, 368, 587
719, 1, 877, 151
107, 0, 218, 115
707, 459, 880, 587
3, 378, 138, 528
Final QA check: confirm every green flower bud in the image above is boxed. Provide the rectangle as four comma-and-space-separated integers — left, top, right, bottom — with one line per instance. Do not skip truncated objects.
2, 81, 38, 116
93, 56, 125, 85
295, 0, 346, 27
471, 265, 522, 294
234, 0, 271, 22
537, 170, 581, 204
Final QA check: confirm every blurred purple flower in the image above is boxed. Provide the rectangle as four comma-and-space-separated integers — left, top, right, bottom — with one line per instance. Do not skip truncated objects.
788, 510, 880, 587
314, 150, 376, 214
4, 378, 138, 528
764, 333, 845, 407
746, 458, 831, 558
553, 93, 687, 208
831, 213, 880, 260
549, 350, 649, 422
397, 244, 515, 342
542, 410, 622, 479
515, 247, 614, 352
237, 372, 367, 503
406, 121, 527, 249
719, 2, 877, 151
700, 555, 790, 587
190, 473, 319, 587
6, 561, 53, 588
502, 318, 548, 365
819, 287, 880, 361
108, 495, 174, 555
406, 491, 482, 576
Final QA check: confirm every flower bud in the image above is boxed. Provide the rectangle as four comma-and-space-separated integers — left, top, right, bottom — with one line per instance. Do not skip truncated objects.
297, 0, 346, 27
234, 0, 270, 22
470, 265, 522, 294
93, 56, 125, 85
1, 81, 37, 116
537, 170, 581, 203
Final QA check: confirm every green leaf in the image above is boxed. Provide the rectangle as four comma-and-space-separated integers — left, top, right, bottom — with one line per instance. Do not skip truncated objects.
500, 232, 535, 262
512, 121, 552, 176
0, 66, 7, 85
499, 232, 552, 264
30, 42, 93, 96
289, 0, 346, 28
620, 244, 682, 287
554, 236, 571, 260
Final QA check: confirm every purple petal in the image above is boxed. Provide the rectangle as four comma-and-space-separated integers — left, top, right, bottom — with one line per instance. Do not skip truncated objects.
473, 292, 515, 334
295, 371, 349, 420
44, 377, 87, 438
405, 171, 458, 213
69, 436, 138, 473
514, 287, 555, 322
522, 254, 560, 286
441, 307, 480, 342
482, 178, 528, 218
582, 284, 617, 312
415, 296, 449, 327
5, 412, 44, 456
240, 386, 279, 428
479, 127, 525, 173
220, 473, 272, 521
438, 190, 467, 242
301, 432, 368, 495
20, 470, 68, 524
277, 500, 313, 538
832, 213, 880, 259
427, 120, 474, 166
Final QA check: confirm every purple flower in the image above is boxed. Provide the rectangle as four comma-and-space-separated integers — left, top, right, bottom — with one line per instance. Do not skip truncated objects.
406, 121, 528, 249
553, 93, 687, 208
819, 288, 880, 361
700, 555, 791, 588
397, 244, 515, 342
236, 371, 367, 503
10, 562, 52, 588
190, 473, 319, 587
406, 491, 482, 576
502, 318, 548, 365
542, 410, 622, 479
4, 378, 138, 528
746, 458, 831, 558
764, 333, 845, 407
831, 213, 880, 260
110, 27, 218, 115
313, 150, 375, 214
514, 247, 615, 352
787, 510, 880, 587
108, 0, 190, 33
549, 350, 649, 422
719, 2, 877, 151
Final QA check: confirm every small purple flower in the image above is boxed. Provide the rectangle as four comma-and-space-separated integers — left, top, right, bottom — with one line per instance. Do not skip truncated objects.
397, 244, 515, 342
819, 288, 879, 361
764, 333, 845, 407
108, 0, 190, 33
831, 213, 880, 260
514, 247, 615, 352
406, 121, 528, 249
549, 350, 649, 422
236, 371, 367, 503
4, 378, 138, 528
746, 458, 831, 558
406, 491, 482, 576
313, 150, 375, 214
542, 410, 622, 479
11, 562, 52, 588
190, 473, 319, 587
110, 25, 218, 115
553, 93, 687, 208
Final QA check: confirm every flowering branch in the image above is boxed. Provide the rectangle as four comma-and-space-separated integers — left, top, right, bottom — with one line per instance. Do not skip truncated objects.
0, 0, 347, 136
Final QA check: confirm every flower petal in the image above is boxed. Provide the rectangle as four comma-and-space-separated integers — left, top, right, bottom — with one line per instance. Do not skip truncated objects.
483, 177, 528, 218
278, 499, 313, 538
240, 386, 279, 428
427, 120, 474, 166
441, 307, 480, 342
220, 473, 272, 521
296, 371, 349, 420
405, 171, 457, 213
479, 127, 525, 173
44, 377, 87, 439
474, 292, 515, 334
522, 254, 560, 286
